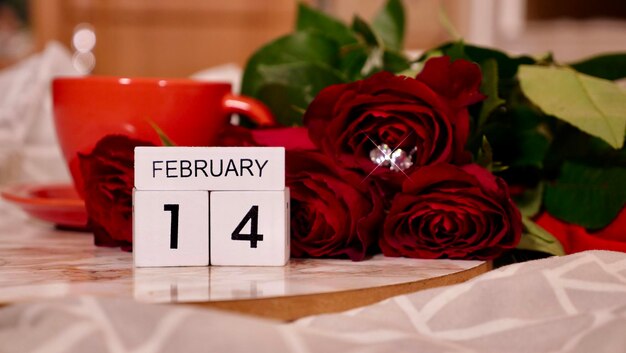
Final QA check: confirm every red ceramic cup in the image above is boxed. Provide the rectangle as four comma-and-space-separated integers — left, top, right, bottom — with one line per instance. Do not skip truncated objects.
52, 76, 275, 197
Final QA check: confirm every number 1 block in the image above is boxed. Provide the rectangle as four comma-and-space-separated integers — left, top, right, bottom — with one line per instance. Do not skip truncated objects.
133, 189, 209, 267
210, 188, 290, 266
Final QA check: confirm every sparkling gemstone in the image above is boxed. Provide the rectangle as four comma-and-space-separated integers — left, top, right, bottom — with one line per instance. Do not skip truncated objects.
369, 144, 393, 167
390, 148, 413, 171
369, 144, 414, 172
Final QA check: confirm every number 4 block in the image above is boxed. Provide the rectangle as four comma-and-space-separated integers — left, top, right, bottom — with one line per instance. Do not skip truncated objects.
133, 190, 209, 267
210, 189, 290, 266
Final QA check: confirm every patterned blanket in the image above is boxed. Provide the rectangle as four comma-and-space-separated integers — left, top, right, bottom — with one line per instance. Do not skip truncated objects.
1, 250, 625, 353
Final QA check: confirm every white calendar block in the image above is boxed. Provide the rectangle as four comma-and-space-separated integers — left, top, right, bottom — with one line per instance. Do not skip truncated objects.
133, 189, 209, 267
210, 188, 290, 266
134, 147, 285, 191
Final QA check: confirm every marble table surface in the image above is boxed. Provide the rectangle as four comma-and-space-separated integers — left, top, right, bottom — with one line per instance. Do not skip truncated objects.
0, 201, 487, 317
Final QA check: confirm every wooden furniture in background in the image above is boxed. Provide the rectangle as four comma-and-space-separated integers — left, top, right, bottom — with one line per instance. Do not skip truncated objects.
30, 0, 302, 77
29, 0, 474, 77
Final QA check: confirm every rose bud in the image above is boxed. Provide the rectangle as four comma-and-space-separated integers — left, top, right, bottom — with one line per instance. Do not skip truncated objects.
79, 135, 154, 251
287, 151, 384, 261
304, 56, 485, 187
381, 164, 522, 260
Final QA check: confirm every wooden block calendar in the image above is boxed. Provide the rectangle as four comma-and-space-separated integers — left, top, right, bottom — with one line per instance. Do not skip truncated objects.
133, 147, 289, 268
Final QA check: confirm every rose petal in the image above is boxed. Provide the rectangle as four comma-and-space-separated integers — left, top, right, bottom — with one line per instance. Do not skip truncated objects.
416, 56, 486, 109
79, 135, 154, 250
382, 163, 522, 260
286, 151, 384, 261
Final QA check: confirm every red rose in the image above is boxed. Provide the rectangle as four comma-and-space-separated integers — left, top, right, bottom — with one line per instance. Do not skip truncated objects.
287, 151, 384, 260
215, 125, 258, 147
79, 135, 154, 250
304, 56, 484, 186
381, 164, 522, 260
216, 125, 317, 151
251, 127, 316, 151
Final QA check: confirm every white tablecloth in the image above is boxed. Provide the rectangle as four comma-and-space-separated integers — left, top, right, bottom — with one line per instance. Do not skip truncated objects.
1, 250, 625, 353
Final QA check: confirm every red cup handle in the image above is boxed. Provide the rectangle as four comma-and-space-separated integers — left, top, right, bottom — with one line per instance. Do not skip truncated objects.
222, 93, 276, 127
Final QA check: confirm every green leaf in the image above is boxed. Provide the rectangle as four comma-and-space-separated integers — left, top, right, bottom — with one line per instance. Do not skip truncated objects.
255, 84, 308, 127
511, 131, 550, 168
241, 32, 339, 97
382, 50, 410, 73
463, 45, 535, 79
352, 15, 381, 47
350, 16, 409, 76
372, 0, 405, 51
519, 65, 626, 149
148, 121, 176, 146
570, 53, 626, 81
514, 182, 544, 218
480, 117, 549, 169
295, 3, 357, 46
517, 217, 565, 256
350, 17, 384, 76
545, 162, 626, 229
442, 41, 467, 62
478, 59, 505, 127
584, 136, 626, 168
339, 44, 369, 80
256, 62, 345, 125
476, 136, 493, 170
294, 4, 370, 81
258, 62, 344, 90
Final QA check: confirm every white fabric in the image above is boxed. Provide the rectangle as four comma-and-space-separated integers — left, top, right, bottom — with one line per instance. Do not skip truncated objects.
1, 250, 625, 352
190, 63, 242, 94
0, 42, 79, 185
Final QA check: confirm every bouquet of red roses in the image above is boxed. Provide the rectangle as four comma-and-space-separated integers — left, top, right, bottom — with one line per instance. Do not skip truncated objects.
80, 0, 626, 261
263, 60, 524, 261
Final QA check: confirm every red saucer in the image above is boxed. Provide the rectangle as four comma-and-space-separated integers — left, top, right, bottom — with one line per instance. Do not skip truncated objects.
1, 183, 89, 230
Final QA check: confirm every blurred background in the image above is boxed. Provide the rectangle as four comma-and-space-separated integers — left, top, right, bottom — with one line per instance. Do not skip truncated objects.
1, 0, 626, 77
